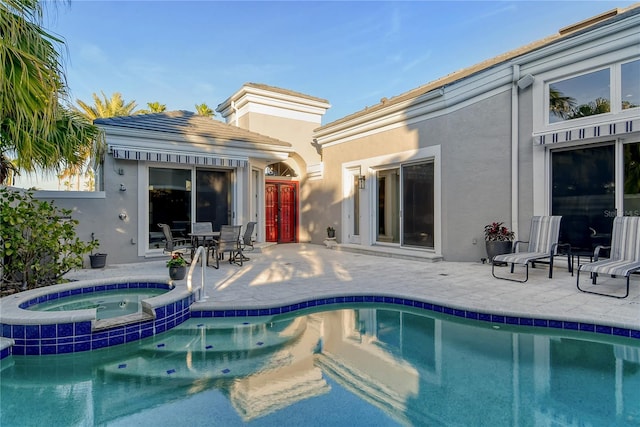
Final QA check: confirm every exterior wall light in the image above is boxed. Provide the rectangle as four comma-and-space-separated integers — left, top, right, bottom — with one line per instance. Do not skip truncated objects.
358, 175, 366, 190
517, 74, 535, 90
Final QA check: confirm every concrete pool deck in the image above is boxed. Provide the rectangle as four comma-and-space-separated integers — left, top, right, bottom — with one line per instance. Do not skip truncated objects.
61, 243, 640, 333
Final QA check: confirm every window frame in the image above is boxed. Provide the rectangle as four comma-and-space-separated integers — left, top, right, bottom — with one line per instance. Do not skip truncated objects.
546, 66, 612, 125
142, 163, 237, 255
534, 54, 640, 135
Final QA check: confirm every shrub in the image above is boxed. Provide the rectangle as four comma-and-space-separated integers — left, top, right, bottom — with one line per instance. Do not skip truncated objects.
0, 188, 97, 293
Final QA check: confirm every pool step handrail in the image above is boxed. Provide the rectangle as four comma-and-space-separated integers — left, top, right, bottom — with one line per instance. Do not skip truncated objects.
187, 246, 207, 301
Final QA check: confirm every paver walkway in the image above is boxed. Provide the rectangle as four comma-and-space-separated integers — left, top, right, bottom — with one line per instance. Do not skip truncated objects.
64, 243, 640, 332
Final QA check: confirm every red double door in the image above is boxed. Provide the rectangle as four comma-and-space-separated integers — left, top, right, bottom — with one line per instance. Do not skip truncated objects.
265, 182, 298, 243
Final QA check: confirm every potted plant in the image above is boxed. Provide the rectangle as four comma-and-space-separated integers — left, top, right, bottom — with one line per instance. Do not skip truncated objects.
166, 253, 187, 280
484, 222, 514, 263
89, 233, 107, 269
326, 226, 336, 239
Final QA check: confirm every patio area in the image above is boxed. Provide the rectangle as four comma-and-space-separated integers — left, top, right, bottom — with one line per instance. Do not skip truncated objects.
63, 243, 640, 334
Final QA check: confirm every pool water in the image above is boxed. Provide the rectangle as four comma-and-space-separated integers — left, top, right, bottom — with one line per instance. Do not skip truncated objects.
1, 305, 639, 426
26, 288, 168, 320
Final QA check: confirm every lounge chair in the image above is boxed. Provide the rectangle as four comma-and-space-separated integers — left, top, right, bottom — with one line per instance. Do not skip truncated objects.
158, 223, 194, 260
492, 216, 570, 282
576, 216, 640, 299
211, 225, 243, 269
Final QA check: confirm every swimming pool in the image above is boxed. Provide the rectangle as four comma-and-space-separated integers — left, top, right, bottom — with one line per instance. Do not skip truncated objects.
1, 304, 638, 426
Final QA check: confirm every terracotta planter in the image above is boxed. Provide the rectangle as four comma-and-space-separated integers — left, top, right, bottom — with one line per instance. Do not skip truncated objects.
485, 241, 512, 263
169, 266, 186, 280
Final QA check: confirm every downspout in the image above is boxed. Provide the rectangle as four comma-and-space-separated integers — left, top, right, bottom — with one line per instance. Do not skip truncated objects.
511, 65, 520, 238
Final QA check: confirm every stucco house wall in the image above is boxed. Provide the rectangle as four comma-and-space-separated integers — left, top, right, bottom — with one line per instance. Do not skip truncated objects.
237, 113, 321, 168
216, 84, 331, 244
318, 90, 514, 261
25, 5, 639, 267
36, 152, 155, 266
437, 92, 513, 261
314, 5, 639, 262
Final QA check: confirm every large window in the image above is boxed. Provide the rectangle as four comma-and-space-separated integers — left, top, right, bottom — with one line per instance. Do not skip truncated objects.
621, 60, 640, 110
547, 59, 640, 125
549, 68, 610, 123
148, 168, 192, 248
376, 161, 434, 249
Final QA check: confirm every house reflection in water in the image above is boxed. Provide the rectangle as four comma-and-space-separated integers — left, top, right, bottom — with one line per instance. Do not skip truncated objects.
210, 308, 640, 425
4, 308, 636, 425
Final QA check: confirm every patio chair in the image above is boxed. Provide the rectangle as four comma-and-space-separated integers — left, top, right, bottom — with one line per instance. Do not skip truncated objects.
576, 216, 640, 299
241, 221, 257, 251
492, 216, 571, 283
158, 223, 194, 260
191, 222, 216, 245
211, 225, 243, 269
191, 221, 216, 263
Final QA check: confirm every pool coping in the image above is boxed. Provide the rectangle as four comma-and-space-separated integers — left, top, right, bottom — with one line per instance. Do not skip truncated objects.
0, 276, 195, 357
190, 292, 640, 342
0, 275, 178, 324
2, 269, 639, 359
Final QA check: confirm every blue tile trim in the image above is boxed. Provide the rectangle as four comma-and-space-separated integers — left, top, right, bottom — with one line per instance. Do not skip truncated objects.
190, 294, 640, 343
1, 283, 188, 357
18, 282, 173, 309
3, 290, 639, 360
0, 347, 11, 359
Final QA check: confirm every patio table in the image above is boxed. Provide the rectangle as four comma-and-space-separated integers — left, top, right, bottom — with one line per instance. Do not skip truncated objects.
189, 231, 220, 265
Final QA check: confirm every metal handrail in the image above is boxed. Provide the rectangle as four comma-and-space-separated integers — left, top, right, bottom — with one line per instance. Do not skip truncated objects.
187, 246, 207, 301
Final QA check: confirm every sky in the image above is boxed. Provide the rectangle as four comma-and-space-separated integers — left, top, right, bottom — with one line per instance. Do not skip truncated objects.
15, 0, 635, 188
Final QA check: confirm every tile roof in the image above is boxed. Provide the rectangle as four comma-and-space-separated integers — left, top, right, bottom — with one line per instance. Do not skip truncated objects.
94, 110, 291, 148
242, 82, 330, 104
317, 4, 640, 131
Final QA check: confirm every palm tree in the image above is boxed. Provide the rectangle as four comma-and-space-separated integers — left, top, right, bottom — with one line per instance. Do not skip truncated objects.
0, 0, 101, 184
74, 91, 139, 120
569, 97, 611, 119
138, 101, 167, 114
61, 91, 138, 189
195, 103, 214, 117
548, 87, 576, 120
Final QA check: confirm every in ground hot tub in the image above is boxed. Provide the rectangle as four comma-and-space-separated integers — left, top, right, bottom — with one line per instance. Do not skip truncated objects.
25, 288, 169, 320
1, 278, 195, 355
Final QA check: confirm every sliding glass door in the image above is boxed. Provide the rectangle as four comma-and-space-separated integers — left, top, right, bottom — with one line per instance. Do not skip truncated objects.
551, 145, 615, 251
148, 167, 192, 248
624, 142, 640, 216
195, 170, 231, 232
148, 167, 232, 250
403, 162, 434, 248
376, 161, 434, 249
377, 169, 400, 243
